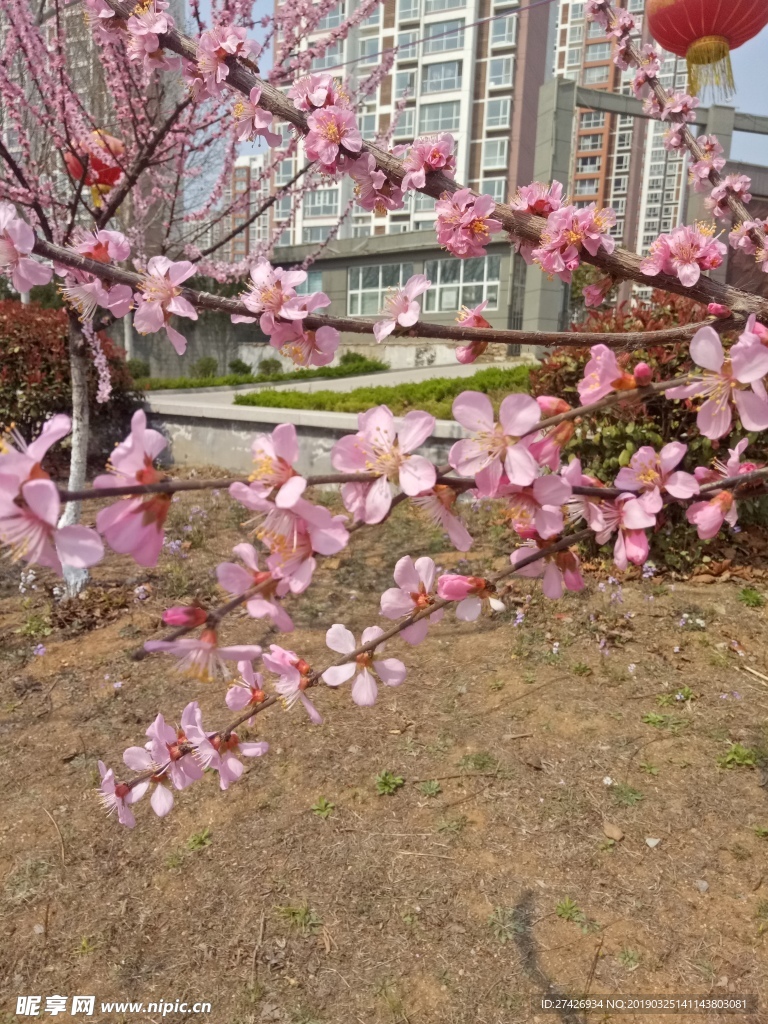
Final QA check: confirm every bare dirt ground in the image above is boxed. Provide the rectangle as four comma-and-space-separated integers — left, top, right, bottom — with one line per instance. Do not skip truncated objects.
3, 471, 768, 1024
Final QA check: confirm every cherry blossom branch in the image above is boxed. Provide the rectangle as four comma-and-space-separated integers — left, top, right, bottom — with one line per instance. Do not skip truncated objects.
58, 473, 387, 501
91, 0, 768, 322
30, 237, 742, 348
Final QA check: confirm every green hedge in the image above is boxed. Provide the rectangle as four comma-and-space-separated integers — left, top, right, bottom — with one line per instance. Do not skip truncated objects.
233, 365, 531, 419
135, 354, 389, 391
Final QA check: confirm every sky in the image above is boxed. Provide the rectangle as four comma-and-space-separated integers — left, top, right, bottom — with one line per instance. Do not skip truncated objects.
729, 36, 768, 165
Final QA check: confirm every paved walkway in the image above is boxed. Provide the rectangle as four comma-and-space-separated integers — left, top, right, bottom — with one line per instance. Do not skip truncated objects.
145, 359, 529, 412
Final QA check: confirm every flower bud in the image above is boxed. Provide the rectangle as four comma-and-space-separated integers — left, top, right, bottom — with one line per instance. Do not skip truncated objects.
162, 605, 209, 627
633, 362, 652, 386
707, 303, 731, 318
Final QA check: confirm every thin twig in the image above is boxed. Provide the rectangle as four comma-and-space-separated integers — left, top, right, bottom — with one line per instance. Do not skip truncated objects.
44, 807, 66, 867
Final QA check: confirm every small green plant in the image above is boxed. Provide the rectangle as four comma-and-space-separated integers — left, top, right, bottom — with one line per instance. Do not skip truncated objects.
16, 612, 52, 639
488, 907, 525, 943
277, 903, 322, 935
555, 897, 584, 923
618, 948, 640, 970
718, 743, 758, 769
739, 587, 765, 608
457, 752, 498, 772
489, 679, 505, 691
640, 761, 660, 776
418, 780, 442, 797
190, 355, 219, 378
657, 686, 694, 706
165, 851, 183, 869
642, 712, 668, 727
613, 783, 644, 807
77, 936, 97, 955
375, 770, 405, 796
437, 815, 467, 834
126, 357, 150, 379
228, 357, 253, 375
311, 797, 335, 819
187, 826, 213, 850
754, 825, 768, 838
572, 662, 593, 677
258, 356, 283, 375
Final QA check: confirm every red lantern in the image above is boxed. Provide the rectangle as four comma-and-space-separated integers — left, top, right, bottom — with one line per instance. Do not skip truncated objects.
647, 0, 768, 98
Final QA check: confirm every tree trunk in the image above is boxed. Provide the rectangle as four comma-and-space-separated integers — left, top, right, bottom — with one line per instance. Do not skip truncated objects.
59, 316, 90, 595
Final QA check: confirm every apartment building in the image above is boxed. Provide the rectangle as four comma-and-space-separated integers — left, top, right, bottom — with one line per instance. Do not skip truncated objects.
552, 0, 688, 262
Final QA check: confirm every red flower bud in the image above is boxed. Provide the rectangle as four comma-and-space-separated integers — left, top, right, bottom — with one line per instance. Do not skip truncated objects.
633, 362, 652, 386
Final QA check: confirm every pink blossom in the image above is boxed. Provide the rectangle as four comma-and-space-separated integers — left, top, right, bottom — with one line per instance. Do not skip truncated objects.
121, 745, 174, 818
143, 627, 262, 682
373, 274, 430, 342
269, 321, 340, 367
686, 491, 737, 539
614, 443, 699, 510
380, 555, 444, 644
98, 761, 137, 828
527, 397, 575, 471
332, 406, 436, 523
0, 476, 103, 574
694, 437, 759, 485
216, 542, 293, 632
663, 125, 686, 152
594, 493, 657, 570
510, 181, 564, 264
632, 45, 661, 98
585, 0, 610, 28
666, 321, 768, 438
583, 277, 614, 307
263, 644, 321, 723
322, 624, 406, 706
197, 25, 253, 98
288, 73, 346, 111
162, 605, 208, 627
510, 541, 585, 599
93, 410, 169, 566
688, 135, 726, 194
455, 300, 491, 364
235, 257, 309, 333
181, 700, 267, 790
706, 175, 752, 221
225, 660, 267, 724
0, 202, 52, 293
146, 711, 203, 791
729, 219, 765, 256
349, 154, 404, 213
662, 93, 699, 122
449, 390, 541, 493
495, 472, 573, 540
435, 189, 502, 259
0, 413, 71, 489
409, 486, 473, 551
562, 458, 607, 532
125, 0, 180, 72
74, 228, 130, 264
633, 362, 652, 386
640, 224, 726, 288
229, 485, 349, 591
401, 134, 456, 191
248, 423, 305, 504
436, 574, 504, 621
233, 87, 281, 146
708, 303, 732, 319
305, 106, 362, 169
57, 273, 109, 323
134, 256, 197, 355
532, 204, 615, 283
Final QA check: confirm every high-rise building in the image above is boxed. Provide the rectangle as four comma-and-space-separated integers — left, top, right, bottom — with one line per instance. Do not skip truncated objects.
272, 0, 553, 244
206, 154, 272, 263
552, 0, 688, 268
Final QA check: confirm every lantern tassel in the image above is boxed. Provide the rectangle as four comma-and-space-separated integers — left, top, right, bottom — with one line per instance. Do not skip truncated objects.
686, 35, 735, 101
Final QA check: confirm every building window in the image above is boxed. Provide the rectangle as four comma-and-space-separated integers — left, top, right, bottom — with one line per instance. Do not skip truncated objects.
424, 19, 464, 53
573, 177, 599, 194
580, 110, 605, 128
303, 226, 332, 243
295, 270, 323, 294
389, 221, 410, 233
359, 37, 380, 64
576, 155, 601, 173
419, 100, 460, 133
359, 110, 376, 137
424, 255, 501, 312
569, 24, 583, 42
577, 132, 602, 151
393, 107, 415, 138
275, 159, 295, 185
571, 2, 584, 17
348, 263, 415, 315
483, 138, 508, 169
399, 0, 419, 18
424, 0, 464, 11
395, 69, 416, 95
414, 192, 436, 211
488, 56, 513, 87
305, 188, 339, 217
353, 225, 372, 237
481, 176, 507, 202
422, 60, 462, 93
612, 197, 626, 214
398, 31, 418, 60
583, 64, 609, 84
616, 131, 632, 148
311, 41, 343, 70
567, 47, 581, 65
587, 19, 606, 38
613, 175, 628, 192
491, 14, 517, 45
315, 2, 343, 30
486, 96, 510, 129
614, 154, 630, 172
585, 41, 610, 61
361, 6, 380, 26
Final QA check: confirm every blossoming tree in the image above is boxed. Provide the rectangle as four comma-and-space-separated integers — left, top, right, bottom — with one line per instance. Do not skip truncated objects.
3, 0, 768, 825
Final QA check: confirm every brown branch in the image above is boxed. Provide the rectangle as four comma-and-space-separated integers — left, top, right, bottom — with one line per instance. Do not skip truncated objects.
31, 238, 742, 348
0, 138, 55, 242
